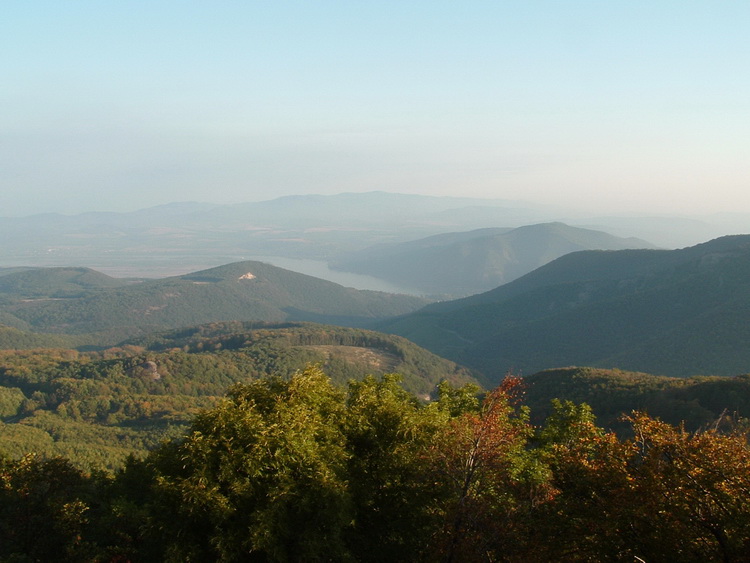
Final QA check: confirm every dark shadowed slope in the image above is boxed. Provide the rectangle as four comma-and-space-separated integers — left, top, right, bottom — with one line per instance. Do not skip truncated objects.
380, 235, 750, 383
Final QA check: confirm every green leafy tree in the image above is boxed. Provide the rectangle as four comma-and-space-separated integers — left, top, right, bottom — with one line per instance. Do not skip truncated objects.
0, 454, 104, 561
343, 374, 443, 561
131, 366, 353, 562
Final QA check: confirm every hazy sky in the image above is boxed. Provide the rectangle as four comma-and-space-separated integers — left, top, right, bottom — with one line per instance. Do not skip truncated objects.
2, 1, 749, 216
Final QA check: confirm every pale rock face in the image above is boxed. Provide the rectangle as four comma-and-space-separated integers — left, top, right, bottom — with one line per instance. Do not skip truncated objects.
238, 272, 256, 280
131, 360, 161, 381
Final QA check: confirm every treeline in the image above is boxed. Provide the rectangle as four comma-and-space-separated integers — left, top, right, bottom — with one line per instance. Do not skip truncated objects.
524, 366, 750, 433
2, 367, 750, 562
0, 325, 78, 349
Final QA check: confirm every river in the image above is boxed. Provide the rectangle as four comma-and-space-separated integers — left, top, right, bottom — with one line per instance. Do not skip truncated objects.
245, 255, 423, 296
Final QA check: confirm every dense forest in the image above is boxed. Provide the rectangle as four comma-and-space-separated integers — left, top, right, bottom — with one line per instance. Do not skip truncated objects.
0, 322, 477, 470
3, 366, 750, 562
0, 262, 428, 345
522, 366, 750, 433
4, 320, 750, 474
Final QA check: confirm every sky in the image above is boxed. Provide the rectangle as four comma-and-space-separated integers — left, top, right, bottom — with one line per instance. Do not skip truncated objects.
2, 1, 749, 217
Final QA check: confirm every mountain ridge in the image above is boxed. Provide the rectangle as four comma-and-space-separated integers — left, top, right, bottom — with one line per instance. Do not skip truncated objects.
331, 222, 657, 296
3, 192, 745, 280
0, 261, 429, 344
379, 234, 750, 382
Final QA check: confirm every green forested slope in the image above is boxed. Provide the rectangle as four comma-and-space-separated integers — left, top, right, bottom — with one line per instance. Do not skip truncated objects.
0, 262, 429, 344
0, 266, 129, 297
381, 235, 750, 382
0, 325, 77, 349
3, 367, 750, 562
522, 366, 750, 432
332, 222, 655, 296
0, 322, 477, 469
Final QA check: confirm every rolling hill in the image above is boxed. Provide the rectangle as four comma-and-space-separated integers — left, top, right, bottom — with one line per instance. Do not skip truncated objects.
0, 261, 429, 344
379, 235, 750, 383
0, 266, 130, 297
331, 222, 656, 296
0, 322, 478, 469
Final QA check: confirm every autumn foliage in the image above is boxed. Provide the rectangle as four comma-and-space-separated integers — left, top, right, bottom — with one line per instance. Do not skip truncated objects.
2, 367, 750, 561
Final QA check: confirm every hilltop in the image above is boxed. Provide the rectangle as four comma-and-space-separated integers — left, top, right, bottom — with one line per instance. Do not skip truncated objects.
0, 261, 428, 345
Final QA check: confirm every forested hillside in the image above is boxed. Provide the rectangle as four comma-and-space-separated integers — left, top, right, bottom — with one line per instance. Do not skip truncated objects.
0, 322, 476, 470
523, 366, 750, 432
2, 230, 750, 561
332, 222, 655, 296
0, 262, 428, 345
381, 235, 750, 382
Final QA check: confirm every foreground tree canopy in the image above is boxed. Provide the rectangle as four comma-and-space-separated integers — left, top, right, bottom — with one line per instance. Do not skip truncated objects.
2, 366, 750, 562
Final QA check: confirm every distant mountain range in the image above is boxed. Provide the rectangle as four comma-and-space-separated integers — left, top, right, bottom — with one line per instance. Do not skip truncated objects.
2, 191, 745, 279
0, 261, 428, 344
0, 192, 570, 277
379, 235, 750, 382
331, 222, 656, 296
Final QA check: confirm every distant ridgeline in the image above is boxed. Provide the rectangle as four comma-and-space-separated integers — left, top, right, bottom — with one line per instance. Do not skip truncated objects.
331, 222, 656, 297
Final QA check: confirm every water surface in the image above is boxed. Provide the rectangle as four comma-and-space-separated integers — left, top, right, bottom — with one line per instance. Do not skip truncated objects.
245, 255, 423, 296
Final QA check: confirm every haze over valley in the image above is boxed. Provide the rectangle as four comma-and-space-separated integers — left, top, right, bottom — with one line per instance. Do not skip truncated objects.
2, 191, 748, 288
3, 3, 750, 559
